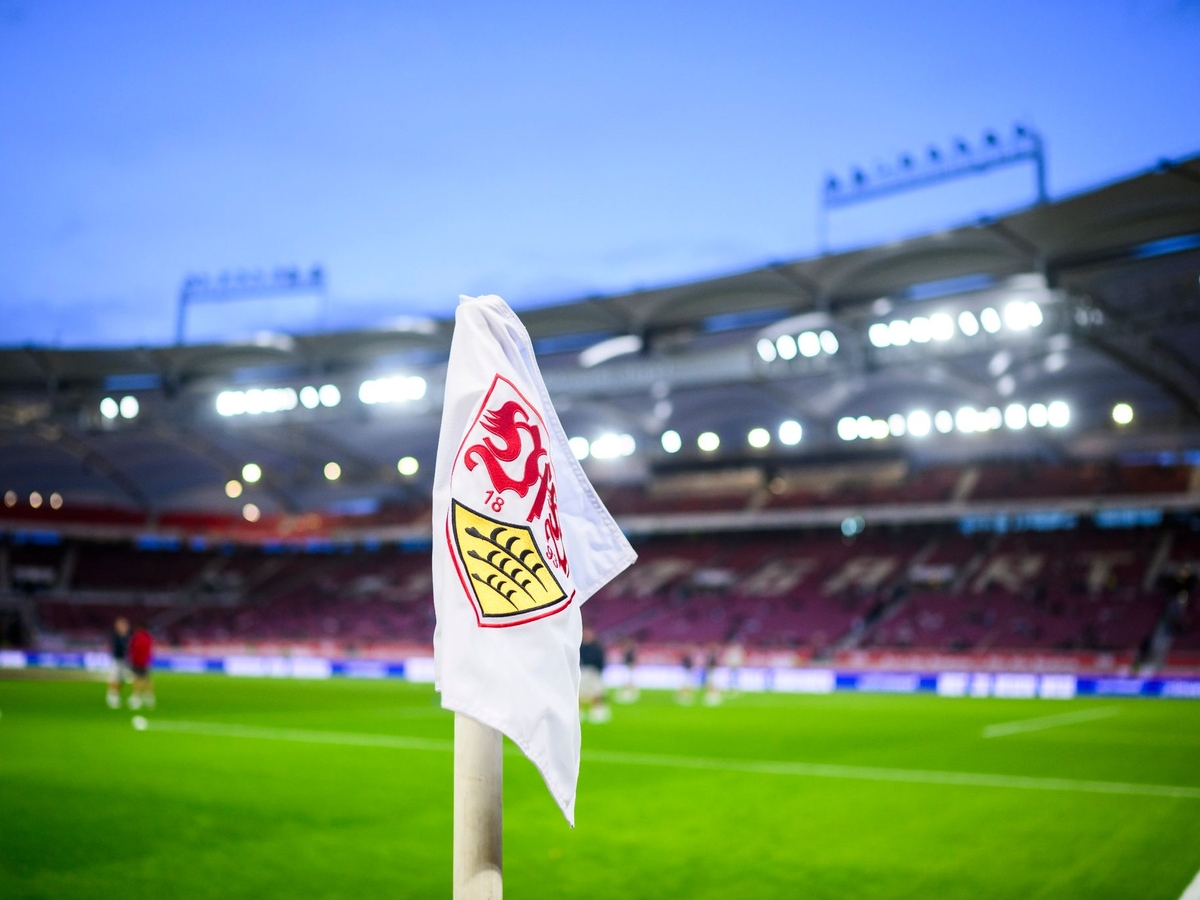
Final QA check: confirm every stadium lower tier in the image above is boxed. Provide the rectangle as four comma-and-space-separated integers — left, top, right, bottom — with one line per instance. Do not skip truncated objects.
5, 521, 1198, 668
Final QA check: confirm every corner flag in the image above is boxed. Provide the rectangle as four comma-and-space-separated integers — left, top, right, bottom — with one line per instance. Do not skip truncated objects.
433, 294, 636, 826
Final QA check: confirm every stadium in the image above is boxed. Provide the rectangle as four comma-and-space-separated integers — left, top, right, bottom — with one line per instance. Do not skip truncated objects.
3, 5, 1200, 900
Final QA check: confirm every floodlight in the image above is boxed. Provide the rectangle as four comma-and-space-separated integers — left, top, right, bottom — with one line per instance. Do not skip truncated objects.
1048, 401, 1070, 428
242, 503, 261, 523
100, 397, 119, 419
318, 384, 341, 407
930, 313, 955, 341
1028, 403, 1049, 427
819, 330, 839, 354
324, 462, 341, 481
299, 386, 320, 409
756, 338, 777, 362
397, 456, 419, 476
868, 323, 891, 348
661, 430, 682, 453
980, 307, 1002, 333
225, 480, 243, 498
775, 335, 797, 360
958, 311, 980, 337
934, 410, 954, 433
888, 320, 911, 347
1004, 404, 1027, 430
590, 434, 625, 460
697, 431, 720, 452
568, 437, 590, 460
119, 396, 139, 419
49, 492, 63, 510
955, 407, 978, 433
30, 491, 42, 509
1112, 403, 1133, 425
907, 410, 931, 437
798, 331, 821, 358
888, 414, 906, 436
909, 317, 932, 343
837, 417, 858, 441
870, 419, 890, 440
748, 427, 771, 449
242, 463, 262, 483
778, 420, 803, 445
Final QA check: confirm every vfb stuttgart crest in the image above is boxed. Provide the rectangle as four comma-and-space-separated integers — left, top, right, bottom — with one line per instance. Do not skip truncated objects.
446, 374, 574, 627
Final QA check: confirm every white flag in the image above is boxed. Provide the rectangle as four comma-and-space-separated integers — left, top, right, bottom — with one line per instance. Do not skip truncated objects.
432, 294, 636, 824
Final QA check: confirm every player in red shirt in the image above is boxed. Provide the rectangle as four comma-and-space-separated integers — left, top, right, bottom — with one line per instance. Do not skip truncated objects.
127, 625, 155, 711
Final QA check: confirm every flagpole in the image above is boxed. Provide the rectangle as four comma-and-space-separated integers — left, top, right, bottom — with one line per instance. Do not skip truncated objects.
454, 712, 503, 900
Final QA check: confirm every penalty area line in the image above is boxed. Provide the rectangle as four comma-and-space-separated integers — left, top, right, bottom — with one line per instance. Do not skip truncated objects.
135, 717, 1200, 802
983, 706, 1119, 739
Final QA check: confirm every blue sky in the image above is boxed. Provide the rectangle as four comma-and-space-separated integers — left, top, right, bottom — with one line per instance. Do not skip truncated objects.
1, 0, 1198, 346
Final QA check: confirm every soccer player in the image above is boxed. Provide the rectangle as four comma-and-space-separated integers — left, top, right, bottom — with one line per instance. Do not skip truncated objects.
127, 623, 155, 711
579, 627, 610, 723
106, 617, 131, 709
723, 641, 745, 694
617, 639, 639, 703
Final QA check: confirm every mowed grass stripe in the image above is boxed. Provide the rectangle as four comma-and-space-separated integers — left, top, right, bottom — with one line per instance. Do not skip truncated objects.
141, 717, 1200, 801
983, 706, 1119, 738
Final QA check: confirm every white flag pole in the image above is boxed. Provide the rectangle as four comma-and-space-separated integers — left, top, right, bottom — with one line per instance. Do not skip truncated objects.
453, 712, 503, 900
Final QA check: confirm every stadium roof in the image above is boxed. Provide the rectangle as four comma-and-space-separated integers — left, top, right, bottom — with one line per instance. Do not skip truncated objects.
2, 156, 1199, 515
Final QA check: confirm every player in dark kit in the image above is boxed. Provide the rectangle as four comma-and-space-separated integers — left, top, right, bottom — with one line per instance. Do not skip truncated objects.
127, 624, 155, 711
106, 617, 131, 709
579, 628, 610, 723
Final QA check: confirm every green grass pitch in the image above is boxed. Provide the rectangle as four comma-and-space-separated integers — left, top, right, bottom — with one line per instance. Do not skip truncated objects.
2, 674, 1199, 899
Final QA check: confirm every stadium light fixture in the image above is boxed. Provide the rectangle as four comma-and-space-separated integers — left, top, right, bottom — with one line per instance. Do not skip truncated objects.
958, 311, 980, 337
871, 419, 890, 440
1027, 403, 1049, 427
324, 461, 341, 481
661, 430, 682, 453
3, 490, 15, 507
930, 313, 955, 341
29, 491, 42, 509
119, 396, 139, 419
887, 414, 907, 437
359, 375, 427, 405
1026, 301, 1044, 327
299, 386, 320, 409
888, 319, 911, 347
100, 397, 119, 419
1112, 402, 1133, 425
590, 433, 635, 460
819, 330, 839, 354
868, 323, 891, 348
778, 420, 803, 445
216, 387, 298, 417
841, 515, 865, 537
756, 338, 777, 362
568, 436, 590, 460
909, 316, 932, 344
775, 334, 797, 360
748, 427, 771, 449
837, 417, 858, 441
697, 431, 720, 452
985, 407, 1003, 431
242, 503, 261, 523
318, 384, 341, 407
1004, 403, 1028, 430
49, 492, 63, 510
955, 407, 978, 433
225, 480, 243, 499
1047, 400, 1070, 428
980, 307, 1002, 334
934, 410, 954, 433
397, 456, 419, 476
242, 463, 262, 483
907, 410, 932, 437
797, 331, 821, 358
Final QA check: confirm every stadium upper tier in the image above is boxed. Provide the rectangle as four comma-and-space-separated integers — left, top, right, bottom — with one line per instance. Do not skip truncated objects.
0, 157, 1198, 519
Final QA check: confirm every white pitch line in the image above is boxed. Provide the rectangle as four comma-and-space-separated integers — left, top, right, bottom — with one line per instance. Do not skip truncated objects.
983, 706, 1119, 739
138, 718, 1200, 802
1181, 865, 1200, 900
